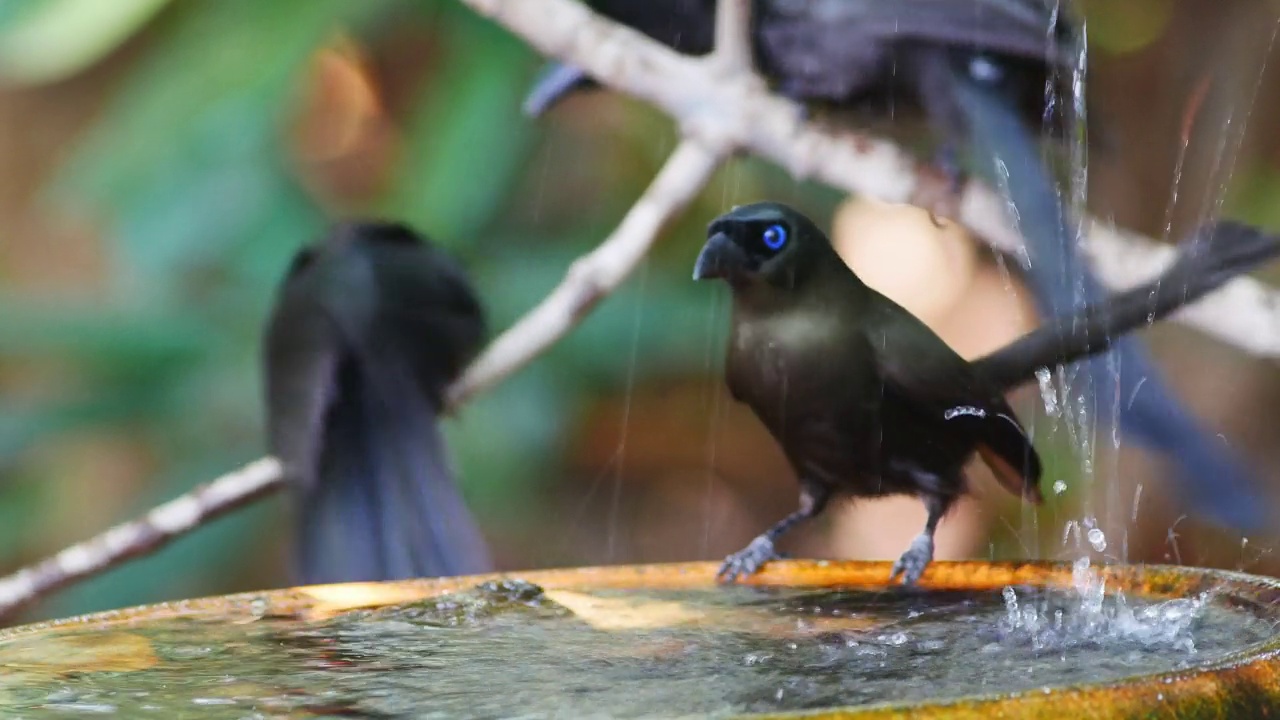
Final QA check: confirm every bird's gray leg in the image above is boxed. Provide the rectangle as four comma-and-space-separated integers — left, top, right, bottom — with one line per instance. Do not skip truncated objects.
718, 483, 831, 583
890, 492, 954, 585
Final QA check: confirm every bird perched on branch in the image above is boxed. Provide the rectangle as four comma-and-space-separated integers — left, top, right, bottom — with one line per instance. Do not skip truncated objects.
694, 202, 1279, 584
263, 221, 493, 585
524, 0, 1271, 532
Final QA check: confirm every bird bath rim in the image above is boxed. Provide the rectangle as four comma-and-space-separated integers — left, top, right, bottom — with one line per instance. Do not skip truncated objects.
4, 560, 1279, 719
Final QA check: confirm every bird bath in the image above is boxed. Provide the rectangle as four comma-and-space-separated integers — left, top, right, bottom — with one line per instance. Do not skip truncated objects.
1, 561, 1277, 718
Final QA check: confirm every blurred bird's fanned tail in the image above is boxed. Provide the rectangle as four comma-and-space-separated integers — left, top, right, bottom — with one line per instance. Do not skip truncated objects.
294, 356, 493, 585
265, 221, 493, 586
971, 221, 1280, 530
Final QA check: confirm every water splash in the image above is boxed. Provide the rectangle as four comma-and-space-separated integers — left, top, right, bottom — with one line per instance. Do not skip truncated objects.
1035, 367, 1059, 418
1086, 527, 1107, 553
999, 558, 1208, 655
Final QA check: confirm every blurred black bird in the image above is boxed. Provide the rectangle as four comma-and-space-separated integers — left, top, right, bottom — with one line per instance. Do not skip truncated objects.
694, 202, 1279, 584
525, 0, 1271, 532
263, 221, 493, 585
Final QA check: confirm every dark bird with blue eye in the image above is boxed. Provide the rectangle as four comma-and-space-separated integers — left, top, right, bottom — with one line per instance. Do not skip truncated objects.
263, 221, 494, 585
526, 0, 1271, 532
695, 202, 1280, 583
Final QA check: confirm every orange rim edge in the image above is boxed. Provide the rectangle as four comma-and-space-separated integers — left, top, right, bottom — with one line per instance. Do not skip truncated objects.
2, 560, 1278, 719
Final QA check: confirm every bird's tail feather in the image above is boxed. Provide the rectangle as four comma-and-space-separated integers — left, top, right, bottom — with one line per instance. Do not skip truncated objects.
970, 221, 1280, 530
294, 358, 493, 585
972, 221, 1280, 389
951, 62, 1276, 532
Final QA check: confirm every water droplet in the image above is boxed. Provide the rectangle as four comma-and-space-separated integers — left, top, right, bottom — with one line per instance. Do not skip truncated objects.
968, 55, 1004, 84
1036, 368, 1059, 417
1087, 528, 1107, 552
1052, 480, 1067, 495
883, 632, 909, 646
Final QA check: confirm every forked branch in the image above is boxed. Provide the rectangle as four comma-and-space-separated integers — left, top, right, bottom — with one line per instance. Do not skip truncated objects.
460, 0, 1280, 357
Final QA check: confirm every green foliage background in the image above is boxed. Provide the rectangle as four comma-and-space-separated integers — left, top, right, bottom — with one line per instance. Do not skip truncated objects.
0, 0, 829, 620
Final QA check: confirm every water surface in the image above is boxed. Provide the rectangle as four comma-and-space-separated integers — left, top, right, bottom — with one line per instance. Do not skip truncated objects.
0, 577, 1272, 718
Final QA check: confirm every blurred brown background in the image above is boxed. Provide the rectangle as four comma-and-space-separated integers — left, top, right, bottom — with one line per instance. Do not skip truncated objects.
0, 0, 1277, 623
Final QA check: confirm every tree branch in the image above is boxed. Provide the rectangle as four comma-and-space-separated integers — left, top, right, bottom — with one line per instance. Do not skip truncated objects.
460, 0, 1280, 357
0, 457, 283, 620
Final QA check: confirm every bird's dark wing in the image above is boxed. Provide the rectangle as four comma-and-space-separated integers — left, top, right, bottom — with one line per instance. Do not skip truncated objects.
264, 251, 343, 491
865, 299, 1043, 502
594, 0, 715, 52
755, 0, 1073, 109
759, 0, 1070, 65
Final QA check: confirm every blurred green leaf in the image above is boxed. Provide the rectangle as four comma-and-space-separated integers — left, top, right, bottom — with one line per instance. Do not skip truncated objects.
0, 398, 136, 469
381, 5, 539, 246
0, 296, 210, 373
447, 365, 566, 520
0, 472, 45, 561
0, 0, 171, 84
50, 0, 386, 303
0, 1, 49, 31
1225, 161, 1280, 235
1079, 0, 1173, 55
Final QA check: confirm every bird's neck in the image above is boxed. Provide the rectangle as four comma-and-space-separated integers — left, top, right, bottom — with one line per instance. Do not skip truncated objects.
729, 259, 871, 324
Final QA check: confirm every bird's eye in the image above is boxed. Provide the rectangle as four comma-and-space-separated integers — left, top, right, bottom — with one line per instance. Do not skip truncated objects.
762, 224, 788, 250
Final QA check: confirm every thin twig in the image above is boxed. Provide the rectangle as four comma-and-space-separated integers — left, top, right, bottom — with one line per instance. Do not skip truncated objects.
0, 457, 284, 620
447, 138, 727, 407
460, 0, 1280, 357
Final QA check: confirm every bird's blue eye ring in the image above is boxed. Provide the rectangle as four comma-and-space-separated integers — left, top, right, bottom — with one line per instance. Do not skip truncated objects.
762, 224, 787, 250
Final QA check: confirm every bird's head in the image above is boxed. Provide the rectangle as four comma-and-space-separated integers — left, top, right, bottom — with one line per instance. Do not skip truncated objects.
693, 202, 831, 290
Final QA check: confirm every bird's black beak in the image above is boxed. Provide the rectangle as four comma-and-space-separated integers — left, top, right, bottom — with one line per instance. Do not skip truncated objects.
522, 62, 594, 117
693, 232, 746, 281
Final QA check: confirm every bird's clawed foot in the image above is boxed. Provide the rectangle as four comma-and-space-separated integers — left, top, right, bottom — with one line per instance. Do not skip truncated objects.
717, 535, 782, 583
889, 533, 935, 586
